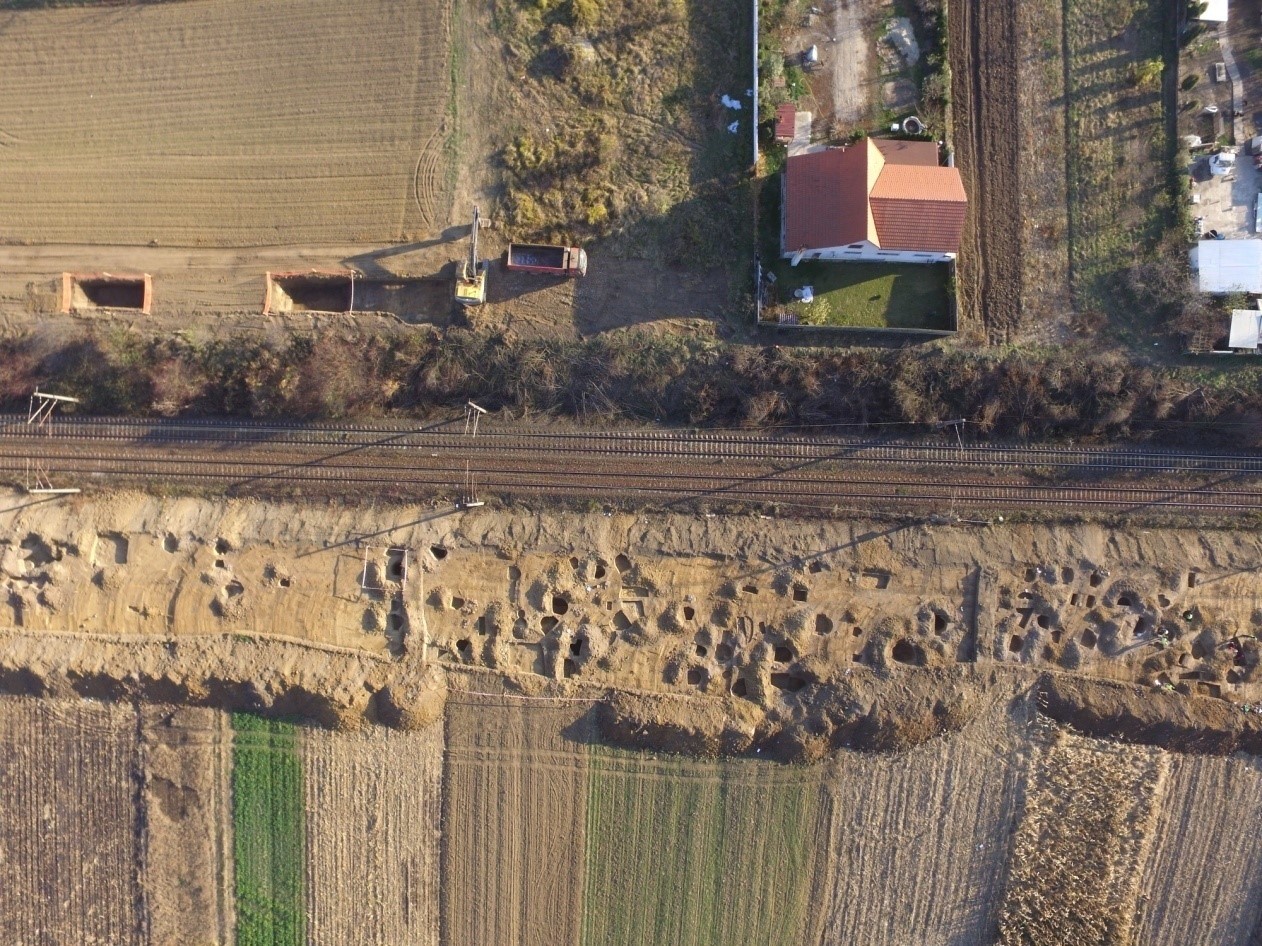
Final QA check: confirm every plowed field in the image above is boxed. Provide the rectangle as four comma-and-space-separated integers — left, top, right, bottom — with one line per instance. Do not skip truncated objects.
951, 0, 1174, 342
1132, 753, 1262, 945
813, 696, 1029, 944
442, 694, 592, 946
950, 0, 1022, 339
0, 697, 145, 946
302, 723, 444, 946
0, 0, 452, 246
8, 687, 1262, 943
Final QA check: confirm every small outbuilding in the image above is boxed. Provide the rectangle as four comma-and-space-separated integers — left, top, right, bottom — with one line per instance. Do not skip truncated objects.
774, 104, 796, 143
1198, 0, 1228, 23
1229, 308, 1262, 350
1191, 239, 1262, 293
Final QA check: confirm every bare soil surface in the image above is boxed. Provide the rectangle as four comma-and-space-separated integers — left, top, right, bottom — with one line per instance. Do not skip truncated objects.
442, 689, 592, 946
140, 705, 234, 946
0, 696, 145, 946
950, 0, 1022, 340
0, 237, 726, 340
302, 723, 443, 946
8, 490, 1262, 747
0, 0, 453, 246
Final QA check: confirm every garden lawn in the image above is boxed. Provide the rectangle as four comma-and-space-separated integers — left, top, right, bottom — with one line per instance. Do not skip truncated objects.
776, 260, 953, 329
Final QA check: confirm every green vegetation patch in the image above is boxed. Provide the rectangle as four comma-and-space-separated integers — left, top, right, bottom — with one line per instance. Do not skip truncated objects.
231, 713, 306, 946
774, 260, 952, 330
1064, 0, 1175, 320
581, 749, 819, 946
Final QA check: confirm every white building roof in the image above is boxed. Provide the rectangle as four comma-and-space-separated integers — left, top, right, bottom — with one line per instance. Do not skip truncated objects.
1200, 0, 1228, 22
1230, 310, 1262, 348
1192, 239, 1262, 293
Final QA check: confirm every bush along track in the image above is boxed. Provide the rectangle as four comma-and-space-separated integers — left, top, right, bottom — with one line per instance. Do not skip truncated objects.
231, 713, 306, 946
11, 330, 1262, 448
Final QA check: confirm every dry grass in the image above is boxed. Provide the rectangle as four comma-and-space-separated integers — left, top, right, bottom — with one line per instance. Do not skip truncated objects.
999, 721, 1169, 946
0, 0, 452, 245
1015, 0, 1073, 330
490, 0, 753, 267
1063, 0, 1173, 330
302, 723, 443, 946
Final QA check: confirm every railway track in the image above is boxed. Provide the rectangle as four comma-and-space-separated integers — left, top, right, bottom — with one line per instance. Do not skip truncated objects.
6, 414, 1262, 475
3, 414, 1262, 514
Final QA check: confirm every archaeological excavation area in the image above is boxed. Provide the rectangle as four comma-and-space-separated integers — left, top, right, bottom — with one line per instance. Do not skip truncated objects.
3, 491, 1262, 944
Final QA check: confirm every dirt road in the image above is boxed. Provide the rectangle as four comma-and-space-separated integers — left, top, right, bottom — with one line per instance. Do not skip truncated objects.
0, 239, 726, 338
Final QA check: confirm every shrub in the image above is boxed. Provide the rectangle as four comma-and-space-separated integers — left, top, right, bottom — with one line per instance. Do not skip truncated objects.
1129, 58, 1163, 89
570, 0, 598, 29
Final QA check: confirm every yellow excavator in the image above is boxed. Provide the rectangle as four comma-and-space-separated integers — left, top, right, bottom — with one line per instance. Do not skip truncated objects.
454, 206, 487, 306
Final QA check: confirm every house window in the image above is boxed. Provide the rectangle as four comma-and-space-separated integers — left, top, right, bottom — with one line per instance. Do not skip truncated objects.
848, 243, 864, 249
811, 252, 822, 259
914, 253, 932, 259
876, 251, 898, 257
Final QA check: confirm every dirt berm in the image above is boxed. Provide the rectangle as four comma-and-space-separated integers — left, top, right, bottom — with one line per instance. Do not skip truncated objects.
597, 666, 994, 763
1037, 672, 1262, 755
0, 630, 446, 731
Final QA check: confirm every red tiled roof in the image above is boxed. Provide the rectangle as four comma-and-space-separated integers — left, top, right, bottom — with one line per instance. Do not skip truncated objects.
782, 146, 871, 251
869, 164, 967, 253
775, 103, 796, 141
783, 139, 967, 254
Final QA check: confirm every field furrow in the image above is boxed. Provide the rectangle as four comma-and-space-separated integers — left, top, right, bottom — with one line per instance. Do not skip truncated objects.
0, 0, 452, 246
582, 750, 821, 946
302, 722, 443, 946
0, 696, 144, 946
1132, 753, 1262, 944
442, 695, 593, 946
814, 697, 1028, 945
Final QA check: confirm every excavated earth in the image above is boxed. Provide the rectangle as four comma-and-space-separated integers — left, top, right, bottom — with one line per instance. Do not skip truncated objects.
3, 489, 1262, 758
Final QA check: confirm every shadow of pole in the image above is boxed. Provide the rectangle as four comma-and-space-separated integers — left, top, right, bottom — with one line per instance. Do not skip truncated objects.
297, 507, 464, 558
225, 417, 460, 494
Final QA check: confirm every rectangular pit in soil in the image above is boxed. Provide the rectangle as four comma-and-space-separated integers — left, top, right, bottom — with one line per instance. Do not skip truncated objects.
264, 271, 452, 322
264, 272, 353, 314
61, 272, 152, 313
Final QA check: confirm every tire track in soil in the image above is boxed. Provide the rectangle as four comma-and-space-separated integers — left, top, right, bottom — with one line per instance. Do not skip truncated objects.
413, 127, 447, 235
952, 0, 1022, 340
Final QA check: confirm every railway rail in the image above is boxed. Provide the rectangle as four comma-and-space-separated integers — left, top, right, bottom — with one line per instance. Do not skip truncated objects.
7, 414, 1262, 474
3, 415, 1262, 514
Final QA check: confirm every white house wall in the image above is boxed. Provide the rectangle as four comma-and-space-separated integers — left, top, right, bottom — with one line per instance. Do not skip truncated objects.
783, 243, 954, 264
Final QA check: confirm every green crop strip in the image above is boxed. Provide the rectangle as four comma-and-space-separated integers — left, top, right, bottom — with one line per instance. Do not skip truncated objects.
581, 749, 819, 946
231, 713, 306, 946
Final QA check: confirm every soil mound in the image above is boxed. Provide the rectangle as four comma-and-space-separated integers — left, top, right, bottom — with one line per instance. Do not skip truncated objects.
1036, 673, 1262, 754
